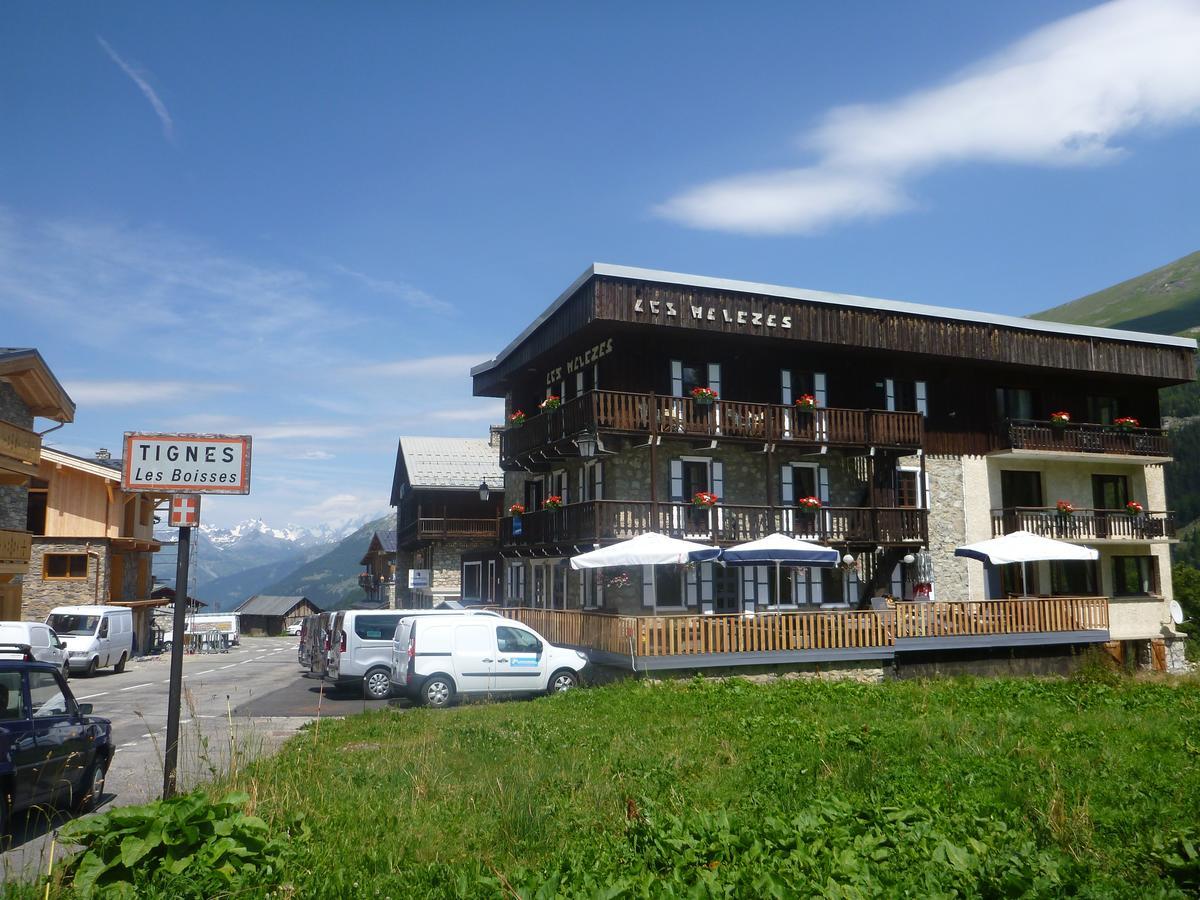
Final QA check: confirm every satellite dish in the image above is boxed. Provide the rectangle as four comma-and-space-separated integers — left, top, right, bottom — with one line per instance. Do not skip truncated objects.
1170, 600, 1184, 625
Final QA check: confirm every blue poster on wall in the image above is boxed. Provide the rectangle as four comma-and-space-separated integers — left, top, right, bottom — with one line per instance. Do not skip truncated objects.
512, 515, 523, 537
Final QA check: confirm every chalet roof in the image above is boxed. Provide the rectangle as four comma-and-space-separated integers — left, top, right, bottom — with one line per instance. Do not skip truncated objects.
236, 595, 318, 616
41, 447, 122, 482
470, 263, 1198, 381
0, 348, 76, 421
390, 437, 504, 504
360, 530, 398, 565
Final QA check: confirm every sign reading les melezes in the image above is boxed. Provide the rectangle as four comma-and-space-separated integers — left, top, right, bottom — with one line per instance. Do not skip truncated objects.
122, 433, 252, 494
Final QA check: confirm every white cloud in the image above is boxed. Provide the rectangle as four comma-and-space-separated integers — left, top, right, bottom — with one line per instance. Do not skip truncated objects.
97, 36, 174, 142
331, 262, 454, 313
285, 449, 335, 461
293, 492, 384, 523
425, 400, 506, 422
657, 0, 1200, 234
353, 354, 490, 378
66, 380, 238, 406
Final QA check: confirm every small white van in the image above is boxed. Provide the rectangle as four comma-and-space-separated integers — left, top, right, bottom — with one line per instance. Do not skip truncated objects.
391, 614, 588, 708
326, 608, 502, 699
0, 621, 69, 678
186, 613, 240, 646
45, 605, 134, 676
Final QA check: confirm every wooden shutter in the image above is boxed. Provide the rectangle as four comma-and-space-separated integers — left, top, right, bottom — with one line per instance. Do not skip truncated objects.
700, 562, 714, 614
817, 467, 830, 503
885, 378, 896, 412
756, 566, 769, 612
594, 461, 604, 500
707, 363, 721, 396
814, 372, 827, 408
642, 565, 655, 608
741, 567, 755, 610
916, 381, 928, 416
780, 465, 794, 503
686, 565, 698, 608
711, 461, 725, 532
671, 360, 683, 397
890, 564, 903, 597
575, 371, 584, 398
781, 369, 793, 405
578, 467, 586, 502
811, 570, 824, 605
670, 459, 685, 532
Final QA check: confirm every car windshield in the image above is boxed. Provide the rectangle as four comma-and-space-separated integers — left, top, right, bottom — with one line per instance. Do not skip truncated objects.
46, 614, 99, 637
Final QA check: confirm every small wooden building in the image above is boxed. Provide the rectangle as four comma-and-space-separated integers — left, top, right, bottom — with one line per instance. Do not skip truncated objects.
236, 594, 321, 636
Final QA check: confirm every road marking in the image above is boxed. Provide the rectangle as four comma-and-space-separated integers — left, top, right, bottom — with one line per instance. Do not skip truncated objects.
120, 741, 138, 748
193, 669, 215, 675
220, 664, 237, 669
119, 682, 154, 692
75, 691, 109, 700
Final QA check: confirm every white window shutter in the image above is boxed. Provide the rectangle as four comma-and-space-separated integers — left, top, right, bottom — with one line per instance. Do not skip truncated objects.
642, 565, 655, 608
923, 471, 931, 510
781, 465, 794, 504
686, 565, 698, 607
578, 467, 586, 502
518, 565, 526, 602
885, 378, 896, 412
670, 459, 684, 501
560, 379, 567, 402
757, 566, 770, 608
671, 360, 683, 397
811, 570, 824, 605
818, 467, 830, 503
700, 562, 714, 614
707, 363, 721, 396
741, 567, 754, 606
916, 381, 928, 416
781, 369, 792, 405
814, 372, 827, 408
593, 362, 600, 391
891, 564, 903, 596
576, 371, 584, 397
594, 462, 604, 500
597, 576, 604, 609
712, 461, 725, 500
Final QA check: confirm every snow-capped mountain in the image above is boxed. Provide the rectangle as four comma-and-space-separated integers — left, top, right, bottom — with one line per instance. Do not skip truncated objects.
198, 518, 361, 549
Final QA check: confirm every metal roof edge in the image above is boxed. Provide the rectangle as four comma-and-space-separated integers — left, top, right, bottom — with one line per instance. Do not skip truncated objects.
41, 447, 121, 482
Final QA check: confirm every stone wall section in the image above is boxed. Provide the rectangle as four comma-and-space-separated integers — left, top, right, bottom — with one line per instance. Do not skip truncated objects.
921, 456, 970, 601
0, 382, 33, 532
23, 539, 110, 621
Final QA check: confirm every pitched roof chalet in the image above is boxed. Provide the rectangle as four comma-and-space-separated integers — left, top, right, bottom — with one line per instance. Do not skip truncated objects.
391, 436, 504, 503
235, 595, 319, 616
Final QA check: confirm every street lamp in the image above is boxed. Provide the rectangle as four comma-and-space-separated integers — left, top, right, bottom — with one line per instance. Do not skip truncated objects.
478, 481, 490, 502
902, 553, 916, 565
576, 435, 597, 458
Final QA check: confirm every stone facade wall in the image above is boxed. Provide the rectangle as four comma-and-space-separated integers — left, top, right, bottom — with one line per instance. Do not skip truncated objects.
23, 539, 109, 621
0, 382, 33, 532
921, 456, 970, 601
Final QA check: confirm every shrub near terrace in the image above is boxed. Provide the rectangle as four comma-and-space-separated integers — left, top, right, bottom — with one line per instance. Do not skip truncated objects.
173, 676, 1200, 896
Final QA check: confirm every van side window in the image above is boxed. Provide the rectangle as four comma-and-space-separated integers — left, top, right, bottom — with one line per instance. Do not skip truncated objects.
98, 618, 109, 638
355, 615, 400, 641
496, 627, 540, 654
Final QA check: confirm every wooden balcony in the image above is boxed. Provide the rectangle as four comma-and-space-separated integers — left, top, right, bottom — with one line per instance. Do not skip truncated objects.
999, 419, 1170, 459
502, 499, 926, 548
499, 596, 1109, 668
399, 517, 499, 545
992, 507, 1176, 541
0, 528, 32, 575
0, 420, 41, 477
502, 390, 923, 467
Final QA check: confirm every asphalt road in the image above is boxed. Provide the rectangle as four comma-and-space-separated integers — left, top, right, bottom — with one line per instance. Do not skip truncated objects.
1, 636, 327, 881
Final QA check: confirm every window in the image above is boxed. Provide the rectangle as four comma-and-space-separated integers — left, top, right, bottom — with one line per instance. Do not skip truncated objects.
896, 470, 922, 508
46, 614, 98, 637
354, 615, 402, 641
995, 387, 1034, 420
462, 562, 482, 602
26, 479, 48, 535
781, 370, 827, 407
1092, 474, 1129, 510
1050, 560, 1098, 596
496, 626, 541, 654
29, 670, 70, 718
671, 361, 721, 398
885, 379, 928, 415
1112, 556, 1156, 596
1087, 395, 1119, 425
1000, 470, 1043, 509
0, 672, 24, 720
44, 553, 88, 580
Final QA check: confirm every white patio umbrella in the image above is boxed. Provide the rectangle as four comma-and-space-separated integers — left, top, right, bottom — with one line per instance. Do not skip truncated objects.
716, 533, 839, 611
570, 532, 720, 614
954, 530, 1099, 597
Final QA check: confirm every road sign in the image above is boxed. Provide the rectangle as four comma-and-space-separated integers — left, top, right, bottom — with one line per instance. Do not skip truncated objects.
122, 433, 252, 494
168, 494, 201, 528
408, 569, 431, 589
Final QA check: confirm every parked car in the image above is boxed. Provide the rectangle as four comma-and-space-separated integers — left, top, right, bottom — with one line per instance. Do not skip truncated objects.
0, 623, 69, 680
285, 620, 303, 636
391, 613, 587, 708
45, 606, 134, 676
326, 608, 502, 700
0, 657, 113, 833
297, 615, 316, 667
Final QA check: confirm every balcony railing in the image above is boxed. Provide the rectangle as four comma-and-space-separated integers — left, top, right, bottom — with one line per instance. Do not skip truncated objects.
0, 420, 40, 471
502, 499, 926, 547
400, 517, 499, 543
1000, 419, 1169, 457
0, 528, 32, 574
499, 597, 1109, 659
503, 390, 923, 464
992, 507, 1176, 540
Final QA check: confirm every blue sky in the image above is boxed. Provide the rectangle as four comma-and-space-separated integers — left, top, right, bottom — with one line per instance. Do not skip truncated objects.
3, 0, 1199, 527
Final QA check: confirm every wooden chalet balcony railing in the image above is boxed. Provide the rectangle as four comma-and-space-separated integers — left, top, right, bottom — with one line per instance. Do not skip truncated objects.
0, 420, 40, 471
500, 597, 1108, 658
0, 528, 32, 574
413, 517, 498, 540
502, 390, 923, 464
502, 499, 926, 547
1001, 419, 1169, 458
992, 507, 1176, 540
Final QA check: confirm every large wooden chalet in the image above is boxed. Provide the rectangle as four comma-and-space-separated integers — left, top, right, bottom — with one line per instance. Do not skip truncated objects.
470, 264, 1195, 673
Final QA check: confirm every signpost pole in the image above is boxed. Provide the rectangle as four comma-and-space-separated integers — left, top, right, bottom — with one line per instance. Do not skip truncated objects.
162, 522, 191, 799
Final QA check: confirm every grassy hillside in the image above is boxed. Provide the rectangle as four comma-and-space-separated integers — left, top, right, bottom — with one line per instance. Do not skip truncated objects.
1034, 248, 1200, 337
259, 513, 394, 610
153, 675, 1200, 898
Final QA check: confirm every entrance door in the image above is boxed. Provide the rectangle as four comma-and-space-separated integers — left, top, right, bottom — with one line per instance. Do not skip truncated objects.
1092, 474, 1129, 539
524, 479, 544, 513
713, 566, 739, 614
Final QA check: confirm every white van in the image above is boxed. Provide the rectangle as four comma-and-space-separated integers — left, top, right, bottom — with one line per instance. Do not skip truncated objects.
391, 614, 588, 708
186, 613, 240, 646
45, 605, 134, 676
326, 608, 502, 699
0, 621, 69, 678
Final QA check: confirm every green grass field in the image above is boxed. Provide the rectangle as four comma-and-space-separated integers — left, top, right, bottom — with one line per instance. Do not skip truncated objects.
169, 672, 1200, 898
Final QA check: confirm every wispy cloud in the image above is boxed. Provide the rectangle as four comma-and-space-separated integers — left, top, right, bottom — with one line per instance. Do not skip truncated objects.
425, 401, 505, 422
285, 449, 335, 461
331, 262, 454, 313
66, 380, 238, 407
97, 36, 174, 142
657, 0, 1200, 234
352, 353, 489, 378
294, 492, 386, 522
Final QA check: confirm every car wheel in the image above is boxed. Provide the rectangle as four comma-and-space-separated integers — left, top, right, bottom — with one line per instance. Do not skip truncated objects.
113, 652, 128, 674
73, 758, 107, 813
62, 663, 70, 681
421, 675, 455, 709
548, 669, 579, 694
364, 668, 392, 700
85, 657, 98, 677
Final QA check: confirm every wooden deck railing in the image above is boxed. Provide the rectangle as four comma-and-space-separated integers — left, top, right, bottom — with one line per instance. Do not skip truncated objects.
1002, 419, 1169, 457
502, 390, 923, 463
501, 500, 926, 547
414, 517, 499, 539
0, 529, 32, 572
992, 508, 1176, 540
0, 420, 40, 469
499, 597, 1108, 659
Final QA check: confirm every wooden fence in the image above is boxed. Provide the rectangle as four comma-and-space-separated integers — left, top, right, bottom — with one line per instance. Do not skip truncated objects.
992, 508, 1175, 540
0, 420, 40, 468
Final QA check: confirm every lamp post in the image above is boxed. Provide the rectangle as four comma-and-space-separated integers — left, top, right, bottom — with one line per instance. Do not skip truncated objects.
577, 435, 597, 458
478, 480, 490, 502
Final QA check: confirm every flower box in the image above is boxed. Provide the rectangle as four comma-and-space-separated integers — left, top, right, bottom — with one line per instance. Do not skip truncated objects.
543, 495, 563, 509
692, 491, 719, 508
1049, 411, 1071, 427
1114, 416, 1140, 432
690, 386, 718, 405
1055, 500, 1075, 516
1125, 500, 1144, 516
508, 503, 526, 516
538, 396, 561, 411
508, 410, 526, 426
797, 496, 822, 511
794, 394, 816, 412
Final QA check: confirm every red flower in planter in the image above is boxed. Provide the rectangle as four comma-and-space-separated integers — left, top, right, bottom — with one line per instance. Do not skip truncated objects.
797, 496, 822, 510
543, 495, 563, 509
691, 491, 719, 508
538, 395, 561, 410
690, 386, 718, 404
794, 394, 816, 411
508, 410, 526, 425
508, 503, 526, 516
1114, 416, 1140, 431
1050, 411, 1071, 425
1125, 500, 1144, 515
1056, 499, 1075, 516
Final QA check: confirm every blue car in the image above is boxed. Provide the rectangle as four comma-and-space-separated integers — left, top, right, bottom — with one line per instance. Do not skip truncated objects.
0, 648, 113, 836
